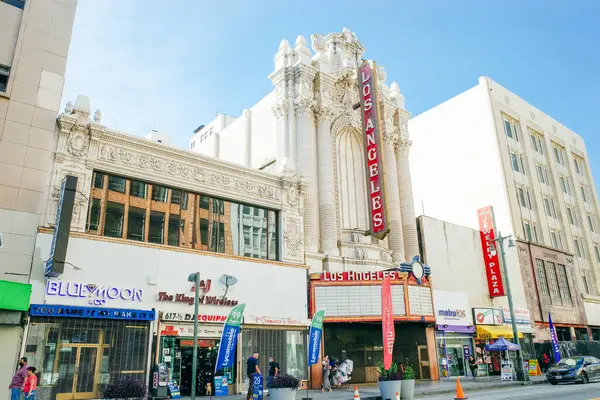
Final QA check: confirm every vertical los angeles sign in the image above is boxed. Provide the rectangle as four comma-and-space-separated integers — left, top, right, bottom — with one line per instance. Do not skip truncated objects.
307, 310, 325, 367
477, 206, 505, 297
358, 61, 388, 240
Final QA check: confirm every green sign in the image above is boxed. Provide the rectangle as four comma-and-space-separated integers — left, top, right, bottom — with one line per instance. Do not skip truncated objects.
225, 304, 245, 327
0, 280, 32, 311
311, 310, 325, 329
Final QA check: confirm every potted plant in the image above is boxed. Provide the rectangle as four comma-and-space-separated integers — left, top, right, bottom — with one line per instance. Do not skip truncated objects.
401, 363, 416, 399
103, 376, 147, 400
268, 374, 300, 400
377, 362, 403, 400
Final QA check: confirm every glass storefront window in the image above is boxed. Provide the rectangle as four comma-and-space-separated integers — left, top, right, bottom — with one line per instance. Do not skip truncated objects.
436, 334, 474, 379
24, 318, 150, 400
86, 172, 280, 260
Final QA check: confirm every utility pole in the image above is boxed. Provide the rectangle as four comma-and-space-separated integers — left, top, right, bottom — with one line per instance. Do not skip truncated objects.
492, 233, 528, 382
188, 272, 201, 400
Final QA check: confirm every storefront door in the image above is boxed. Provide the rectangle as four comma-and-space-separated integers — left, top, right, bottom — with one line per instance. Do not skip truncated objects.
445, 341, 466, 377
56, 345, 101, 400
417, 345, 431, 379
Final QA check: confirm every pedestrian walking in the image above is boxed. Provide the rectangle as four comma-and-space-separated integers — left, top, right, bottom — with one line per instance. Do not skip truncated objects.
23, 368, 37, 400
266, 356, 279, 395
8, 357, 28, 400
468, 356, 477, 379
321, 356, 332, 393
542, 352, 550, 373
246, 352, 261, 400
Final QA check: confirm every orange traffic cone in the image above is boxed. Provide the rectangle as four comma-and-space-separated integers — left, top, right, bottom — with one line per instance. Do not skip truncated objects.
395, 391, 400, 400
353, 386, 360, 400
454, 378, 467, 400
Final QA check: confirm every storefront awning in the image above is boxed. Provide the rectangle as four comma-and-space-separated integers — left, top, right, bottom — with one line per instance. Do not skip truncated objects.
476, 325, 524, 340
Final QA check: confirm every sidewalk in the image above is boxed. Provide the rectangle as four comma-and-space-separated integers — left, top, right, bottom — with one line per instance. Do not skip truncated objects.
294, 375, 548, 399
178, 375, 547, 400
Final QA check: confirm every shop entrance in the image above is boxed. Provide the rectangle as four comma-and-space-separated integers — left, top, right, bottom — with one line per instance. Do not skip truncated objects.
55, 330, 104, 400
179, 341, 218, 396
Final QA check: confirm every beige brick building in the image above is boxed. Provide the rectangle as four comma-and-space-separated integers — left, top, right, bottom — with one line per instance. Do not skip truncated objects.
0, 0, 78, 392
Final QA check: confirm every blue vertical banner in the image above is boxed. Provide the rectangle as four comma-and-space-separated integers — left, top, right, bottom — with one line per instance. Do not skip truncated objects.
215, 303, 246, 372
548, 313, 561, 363
308, 310, 325, 366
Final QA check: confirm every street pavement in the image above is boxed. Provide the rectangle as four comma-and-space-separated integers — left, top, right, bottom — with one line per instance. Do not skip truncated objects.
421, 382, 600, 399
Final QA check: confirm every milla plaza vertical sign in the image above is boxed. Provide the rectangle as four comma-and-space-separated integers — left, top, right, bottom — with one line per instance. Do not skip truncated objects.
358, 60, 388, 240
45, 175, 78, 277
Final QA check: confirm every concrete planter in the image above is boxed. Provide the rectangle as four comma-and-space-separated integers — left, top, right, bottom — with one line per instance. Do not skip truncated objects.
401, 379, 415, 399
269, 388, 297, 400
378, 380, 401, 400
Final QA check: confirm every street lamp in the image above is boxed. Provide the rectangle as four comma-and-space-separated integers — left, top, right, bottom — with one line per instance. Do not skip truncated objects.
187, 272, 201, 400
489, 233, 528, 382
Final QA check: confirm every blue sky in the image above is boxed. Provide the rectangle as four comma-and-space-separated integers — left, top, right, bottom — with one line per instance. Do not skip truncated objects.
62, 0, 600, 187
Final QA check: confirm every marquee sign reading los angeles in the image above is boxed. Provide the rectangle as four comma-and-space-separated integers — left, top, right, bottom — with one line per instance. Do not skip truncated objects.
358, 60, 388, 240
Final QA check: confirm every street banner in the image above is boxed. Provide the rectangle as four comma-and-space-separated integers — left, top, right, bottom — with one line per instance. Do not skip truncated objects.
215, 303, 246, 372
548, 313, 561, 363
308, 310, 325, 366
381, 276, 395, 370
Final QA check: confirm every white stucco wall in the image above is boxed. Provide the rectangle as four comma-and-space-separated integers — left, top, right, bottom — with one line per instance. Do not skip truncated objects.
409, 82, 514, 237
30, 233, 308, 322
584, 301, 600, 326
420, 216, 529, 312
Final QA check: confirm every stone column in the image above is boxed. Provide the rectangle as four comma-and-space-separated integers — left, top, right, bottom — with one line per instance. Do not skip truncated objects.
273, 103, 289, 171
296, 101, 320, 253
383, 135, 405, 262
316, 107, 338, 255
397, 138, 419, 259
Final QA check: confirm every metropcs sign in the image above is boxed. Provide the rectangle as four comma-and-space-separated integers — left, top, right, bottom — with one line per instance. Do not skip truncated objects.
358, 61, 388, 240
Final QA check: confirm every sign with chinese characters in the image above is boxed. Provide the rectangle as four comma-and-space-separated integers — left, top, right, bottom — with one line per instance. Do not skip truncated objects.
160, 323, 223, 338
160, 312, 227, 323
472, 307, 503, 325
358, 60, 388, 240
29, 304, 155, 321
157, 280, 238, 307
46, 280, 144, 306
477, 206, 505, 297
244, 315, 310, 326
502, 307, 531, 325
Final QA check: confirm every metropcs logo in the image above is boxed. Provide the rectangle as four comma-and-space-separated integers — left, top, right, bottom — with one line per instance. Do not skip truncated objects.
437, 309, 467, 319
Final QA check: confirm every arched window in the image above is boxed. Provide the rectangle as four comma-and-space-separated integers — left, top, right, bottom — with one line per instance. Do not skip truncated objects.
337, 127, 369, 231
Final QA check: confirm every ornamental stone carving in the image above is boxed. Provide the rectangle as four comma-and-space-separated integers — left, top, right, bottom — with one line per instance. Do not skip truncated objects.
286, 181, 300, 207
67, 130, 90, 157
98, 145, 281, 201
283, 215, 303, 262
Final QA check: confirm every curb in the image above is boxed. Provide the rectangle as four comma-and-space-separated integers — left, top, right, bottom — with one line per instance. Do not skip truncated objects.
356, 379, 548, 399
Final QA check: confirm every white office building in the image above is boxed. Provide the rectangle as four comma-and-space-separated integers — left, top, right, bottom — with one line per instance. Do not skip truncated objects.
410, 76, 600, 340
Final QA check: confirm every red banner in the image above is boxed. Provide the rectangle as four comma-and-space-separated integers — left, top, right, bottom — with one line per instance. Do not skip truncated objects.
477, 206, 505, 297
381, 276, 395, 370
358, 61, 387, 239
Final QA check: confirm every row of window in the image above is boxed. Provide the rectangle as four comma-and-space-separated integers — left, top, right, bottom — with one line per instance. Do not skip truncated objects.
534, 259, 572, 307
504, 115, 587, 177
87, 172, 279, 261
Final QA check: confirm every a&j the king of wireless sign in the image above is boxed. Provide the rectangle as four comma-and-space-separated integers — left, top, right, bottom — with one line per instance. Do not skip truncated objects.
358, 60, 389, 240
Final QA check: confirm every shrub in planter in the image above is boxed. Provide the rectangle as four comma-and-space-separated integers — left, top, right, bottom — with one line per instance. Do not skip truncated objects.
269, 374, 299, 400
377, 363, 402, 400
401, 364, 416, 399
103, 376, 147, 399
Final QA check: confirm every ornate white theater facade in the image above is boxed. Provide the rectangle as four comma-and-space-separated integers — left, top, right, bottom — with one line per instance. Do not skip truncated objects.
192, 28, 438, 383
